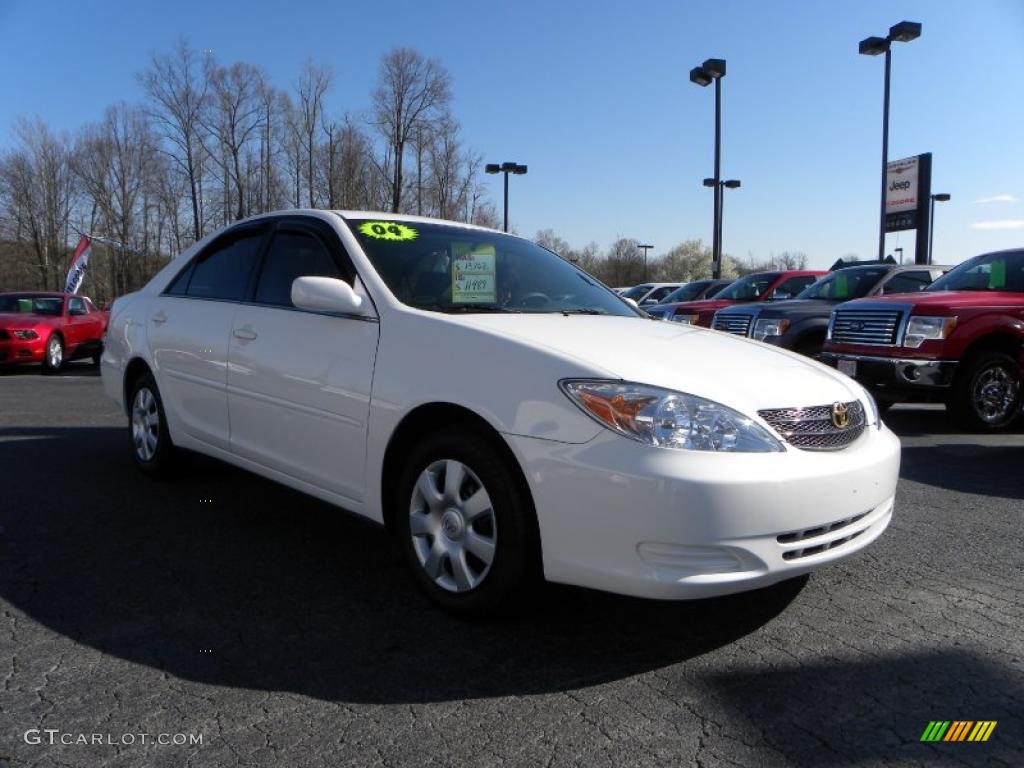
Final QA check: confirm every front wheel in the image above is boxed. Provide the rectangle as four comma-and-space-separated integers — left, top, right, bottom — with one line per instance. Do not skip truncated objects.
395, 429, 539, 616
41, 334, 64, 374
128, 372, 177, 476
948, 351, 1022, 431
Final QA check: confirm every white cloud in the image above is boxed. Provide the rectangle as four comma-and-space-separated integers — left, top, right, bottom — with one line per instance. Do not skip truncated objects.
970, 220, 1024, 230
972, 194, 1018, 204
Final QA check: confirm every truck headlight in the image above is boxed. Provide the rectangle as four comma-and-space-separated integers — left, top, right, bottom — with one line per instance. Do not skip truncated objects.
560, 380, 784, 452
671, 313, 699, 324
753, 318, 790, 341
903, 316, 956, 348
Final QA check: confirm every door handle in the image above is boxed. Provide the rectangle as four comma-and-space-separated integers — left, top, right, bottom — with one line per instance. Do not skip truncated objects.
150, 312, 167, 325
232, 326, 257, 341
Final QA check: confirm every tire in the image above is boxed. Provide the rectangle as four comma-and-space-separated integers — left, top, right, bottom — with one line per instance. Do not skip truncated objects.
127, 371, 177, 477
394, 428, 540, 617
41, 334, 64, 374
92, 350, 102, 366
947, 351, 1022, 431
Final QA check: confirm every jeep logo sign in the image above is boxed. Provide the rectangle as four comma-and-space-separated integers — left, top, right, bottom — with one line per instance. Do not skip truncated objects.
885, 156, 919, 214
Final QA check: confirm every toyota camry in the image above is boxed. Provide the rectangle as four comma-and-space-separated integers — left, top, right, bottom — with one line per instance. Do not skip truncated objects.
101, 211, 900, 615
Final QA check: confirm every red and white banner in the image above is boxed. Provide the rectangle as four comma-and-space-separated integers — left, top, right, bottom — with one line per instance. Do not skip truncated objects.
64, 235, 92, 294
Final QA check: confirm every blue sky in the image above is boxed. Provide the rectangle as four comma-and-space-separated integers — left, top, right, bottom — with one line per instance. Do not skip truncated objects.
2, 0, 1022, 268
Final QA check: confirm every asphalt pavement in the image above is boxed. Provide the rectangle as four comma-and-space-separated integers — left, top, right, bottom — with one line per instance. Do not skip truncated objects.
1, 363, 1022, 768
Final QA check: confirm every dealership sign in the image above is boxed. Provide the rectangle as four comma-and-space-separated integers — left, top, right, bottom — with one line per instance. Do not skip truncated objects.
884, 153, 931, 233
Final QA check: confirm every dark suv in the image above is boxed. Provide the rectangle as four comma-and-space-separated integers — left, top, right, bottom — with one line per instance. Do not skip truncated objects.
645, 279, 733, 319
710, 263, 948, 357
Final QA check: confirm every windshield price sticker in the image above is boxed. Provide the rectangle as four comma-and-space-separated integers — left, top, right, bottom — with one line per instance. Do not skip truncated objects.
452, 245, 496, 303
358, 221, 418, 241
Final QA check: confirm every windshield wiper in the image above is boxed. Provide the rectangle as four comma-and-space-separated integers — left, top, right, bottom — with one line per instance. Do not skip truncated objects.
558, 308, 607, 315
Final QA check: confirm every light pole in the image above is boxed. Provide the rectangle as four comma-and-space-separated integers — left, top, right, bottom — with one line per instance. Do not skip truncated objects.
637, 244, 654, 280
690, 58, 727, 279
703, 178, 740, 270
859, 21, 922, 261
929, 193, 950, 264
485, 161, 528, 232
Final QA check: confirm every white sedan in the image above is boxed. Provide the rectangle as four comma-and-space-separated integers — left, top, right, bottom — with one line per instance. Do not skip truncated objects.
102, 211, 900, 615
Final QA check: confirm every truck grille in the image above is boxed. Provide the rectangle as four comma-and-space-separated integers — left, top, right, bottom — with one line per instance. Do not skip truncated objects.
758, 401, 866, 451
711, 314, 752, 336
831, 309, 902, 345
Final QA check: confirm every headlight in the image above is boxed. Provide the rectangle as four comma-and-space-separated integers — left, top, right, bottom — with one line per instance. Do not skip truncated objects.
671, 313, 699, 324
11, 330, 38, 340
560, 380, 784, 452
753, 318, 790, 341
903, 316, 956, 348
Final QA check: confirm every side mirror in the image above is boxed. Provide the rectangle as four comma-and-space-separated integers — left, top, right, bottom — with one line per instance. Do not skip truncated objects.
291, 276, 364, 315
623, 297, 639, 309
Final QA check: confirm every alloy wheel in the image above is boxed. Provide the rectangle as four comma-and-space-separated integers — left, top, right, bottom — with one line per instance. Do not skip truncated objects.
131, 387, 160, 462
972, 363, 1020, 424
47, 337, 62, 368
408, 459, 497, 593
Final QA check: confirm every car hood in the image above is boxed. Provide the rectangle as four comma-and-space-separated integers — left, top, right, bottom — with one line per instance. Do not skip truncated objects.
448, 314, 864, 414
842, 291, 1024, 310
720, 299, 838, 318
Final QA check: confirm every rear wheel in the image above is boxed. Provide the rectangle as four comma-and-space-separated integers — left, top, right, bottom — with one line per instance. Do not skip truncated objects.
395, 429, 539, 616
128, 372, 177, 476
948, 351, 1022, 431
41, 334, 63, 374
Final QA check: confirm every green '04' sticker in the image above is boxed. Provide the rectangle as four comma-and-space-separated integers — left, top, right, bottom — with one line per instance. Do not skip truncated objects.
358, 221, 418, 241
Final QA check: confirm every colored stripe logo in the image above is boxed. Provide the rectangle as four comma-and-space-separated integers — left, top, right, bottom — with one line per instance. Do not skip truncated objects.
920, 721, 996, 742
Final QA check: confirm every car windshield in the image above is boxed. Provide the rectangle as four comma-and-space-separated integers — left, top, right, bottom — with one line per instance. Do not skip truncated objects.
620, 284, 653, 300
927, 250, 1024, 293
797, 267, 889, 301
715, 273, 780, 301
348, 219, 639, 316
0, 295, 63, 315
661, 281, 711, 303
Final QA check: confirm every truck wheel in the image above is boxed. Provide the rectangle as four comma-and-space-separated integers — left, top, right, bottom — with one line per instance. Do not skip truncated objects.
948, 351, 1022, 431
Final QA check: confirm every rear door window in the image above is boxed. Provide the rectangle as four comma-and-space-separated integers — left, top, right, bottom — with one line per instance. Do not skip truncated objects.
184, 230, 266, 301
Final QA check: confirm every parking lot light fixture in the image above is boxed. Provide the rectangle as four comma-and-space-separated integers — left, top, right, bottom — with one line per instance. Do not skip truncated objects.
637, 244, 654, 281
486, 161, 528, 232
929, 193, 951, 264
691, 57, 728, 279
859, 21, 922, 260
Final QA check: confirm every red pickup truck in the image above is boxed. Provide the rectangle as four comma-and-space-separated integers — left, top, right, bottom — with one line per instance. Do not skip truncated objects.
821, 248, 1024, 430
0, 292, 109, 373
660, 270, 825, 327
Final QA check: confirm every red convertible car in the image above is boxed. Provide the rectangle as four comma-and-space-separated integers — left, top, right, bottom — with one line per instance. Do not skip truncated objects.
0, 292, 109, 373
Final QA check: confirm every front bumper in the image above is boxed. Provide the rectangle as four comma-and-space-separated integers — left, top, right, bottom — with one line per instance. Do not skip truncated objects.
820, 352, 958, 393
506, 425, 900, 600
0, 338, 44, 365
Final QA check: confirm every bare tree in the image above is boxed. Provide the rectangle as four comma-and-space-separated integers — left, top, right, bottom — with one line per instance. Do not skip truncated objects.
0, 118, 77, 290
294, 61, 332, 208
139, 39, 209, 241
203, 62, 267, 221
372, 48, 451, 213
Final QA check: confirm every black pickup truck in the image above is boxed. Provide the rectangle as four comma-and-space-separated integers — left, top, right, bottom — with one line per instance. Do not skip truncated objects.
710, 263, 948, 357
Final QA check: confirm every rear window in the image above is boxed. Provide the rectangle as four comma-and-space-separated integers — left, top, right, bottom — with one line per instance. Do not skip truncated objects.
928, 250, 1024, 293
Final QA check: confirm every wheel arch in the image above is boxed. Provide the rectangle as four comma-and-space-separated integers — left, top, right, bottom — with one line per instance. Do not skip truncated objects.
379, 402, 537, 538
960, 331, 1023, 365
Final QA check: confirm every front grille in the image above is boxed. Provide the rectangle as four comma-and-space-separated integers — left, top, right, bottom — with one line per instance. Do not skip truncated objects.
831, 309, 903, 345
711, 314, 752, 336
758, 401, 866, 451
